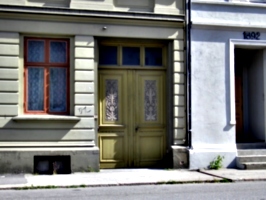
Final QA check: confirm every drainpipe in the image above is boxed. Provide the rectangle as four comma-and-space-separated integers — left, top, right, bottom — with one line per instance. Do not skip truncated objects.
186, 0, 192, 148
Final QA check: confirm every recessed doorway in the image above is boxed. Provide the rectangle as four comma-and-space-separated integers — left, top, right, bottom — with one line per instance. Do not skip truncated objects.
98, 40, 167, 168
235, 48, 265, 143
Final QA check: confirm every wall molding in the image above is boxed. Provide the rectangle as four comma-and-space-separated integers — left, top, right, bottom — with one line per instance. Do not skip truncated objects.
229, 39, 266, 125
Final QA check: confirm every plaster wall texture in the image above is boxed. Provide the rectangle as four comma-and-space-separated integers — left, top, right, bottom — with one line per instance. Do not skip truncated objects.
190, 29, 247, 168
192, 2, 266, 27
0, 19, 182, 40
0, 0, 184, 15
191, 28, 235, 146
190, 0, 266, 169
0, 32, 100, 172
0, 11, 185, 171
0, 147, 99, 173
173, 40, 187, 145
190, 26, 266, 169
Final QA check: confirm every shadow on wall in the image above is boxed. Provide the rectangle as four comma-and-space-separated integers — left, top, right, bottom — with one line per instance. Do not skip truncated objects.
191, 29, 235, 133
156, 0, 177, 6
114, 0, 180, 12
114, 0, 154, 12
190, 152, 236, 169
27, 0, 71, 7
0, 118, 99, 174
1, 118, 82, 142
223, 39, 233, 132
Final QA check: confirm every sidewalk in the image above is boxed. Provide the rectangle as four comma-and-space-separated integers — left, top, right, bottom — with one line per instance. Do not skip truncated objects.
0, 168, 266, 189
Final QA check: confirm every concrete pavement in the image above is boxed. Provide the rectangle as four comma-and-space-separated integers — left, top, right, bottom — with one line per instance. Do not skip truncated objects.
200, 169, 266, 182
0, 168, 265, 189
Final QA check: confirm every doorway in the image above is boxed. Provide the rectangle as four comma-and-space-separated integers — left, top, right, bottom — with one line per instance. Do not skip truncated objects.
98, 40, 167, 168
235, 48, 265, 143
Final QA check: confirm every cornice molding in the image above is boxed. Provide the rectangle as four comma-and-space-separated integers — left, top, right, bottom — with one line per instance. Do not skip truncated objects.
192, 21, 266, 30
0, 4, 185, 24
192, 0, 266, 8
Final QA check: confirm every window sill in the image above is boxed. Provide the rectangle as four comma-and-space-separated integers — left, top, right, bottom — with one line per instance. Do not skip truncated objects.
12, 115, 81, 122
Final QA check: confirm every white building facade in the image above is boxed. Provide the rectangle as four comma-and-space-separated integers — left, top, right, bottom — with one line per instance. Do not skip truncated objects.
190, 0, 266, 169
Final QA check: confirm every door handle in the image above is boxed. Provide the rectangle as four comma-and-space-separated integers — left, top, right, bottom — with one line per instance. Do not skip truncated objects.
135, 126, 139, 132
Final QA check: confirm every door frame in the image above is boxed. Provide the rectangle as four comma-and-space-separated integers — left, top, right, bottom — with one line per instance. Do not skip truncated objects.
229, 39, 266, 142
96, 38, 169, 168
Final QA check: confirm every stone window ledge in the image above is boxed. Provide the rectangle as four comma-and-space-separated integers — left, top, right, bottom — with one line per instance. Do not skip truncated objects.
12, 115, 80, 122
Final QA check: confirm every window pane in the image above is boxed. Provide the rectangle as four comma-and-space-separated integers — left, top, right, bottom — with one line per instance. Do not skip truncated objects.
50, 41, 67, 63
105, 79, 119, 121
27, 67, 44, 111
145, 48, 162, 66
145, 80, 157, 121
49, 67, 67, 112
122, 47, 140, 65
99, 46, 117, 65
27, 40, 45, 62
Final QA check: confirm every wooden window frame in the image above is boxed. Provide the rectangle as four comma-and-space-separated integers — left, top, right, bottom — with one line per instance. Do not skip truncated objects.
98, 39, 167, 69
24, 37, 70, 115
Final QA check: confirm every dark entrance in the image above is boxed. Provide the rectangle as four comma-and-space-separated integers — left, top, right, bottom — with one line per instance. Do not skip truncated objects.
235, 48, 265, 143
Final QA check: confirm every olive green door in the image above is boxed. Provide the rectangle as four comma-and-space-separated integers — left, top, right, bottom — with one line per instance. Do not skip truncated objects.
98, 69, 166, 168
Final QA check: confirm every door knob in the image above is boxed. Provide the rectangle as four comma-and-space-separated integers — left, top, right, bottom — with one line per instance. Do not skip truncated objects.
135, 126, 139, 132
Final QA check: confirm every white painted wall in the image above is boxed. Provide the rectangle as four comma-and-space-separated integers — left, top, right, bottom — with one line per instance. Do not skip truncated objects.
190, 0, 266, 169
192, 1, 266, 28
190, 28, 237, 169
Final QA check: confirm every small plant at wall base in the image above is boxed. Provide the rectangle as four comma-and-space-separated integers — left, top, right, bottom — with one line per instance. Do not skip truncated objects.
209, 155, 224, 170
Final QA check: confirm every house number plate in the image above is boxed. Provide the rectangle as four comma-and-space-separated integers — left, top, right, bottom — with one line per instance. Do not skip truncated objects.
243, 31, 260, 40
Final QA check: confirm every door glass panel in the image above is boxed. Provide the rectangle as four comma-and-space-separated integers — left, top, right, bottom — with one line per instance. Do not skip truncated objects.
122, 47, 140, 65
99, 46, 118, 65
144, 80, 157, 121
27, 40, 45, 62
50, 41, 67, 63
145, 47, 162, 66
105, 79, 119, 121
49, 67, 67, 112
27, 67, 44, 111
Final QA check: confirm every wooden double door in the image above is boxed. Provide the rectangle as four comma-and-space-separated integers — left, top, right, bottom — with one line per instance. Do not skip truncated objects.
98, 69, 166, 168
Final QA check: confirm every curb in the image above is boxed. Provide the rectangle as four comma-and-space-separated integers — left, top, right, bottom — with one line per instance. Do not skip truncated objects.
0, 179, 233, 190
198, 169, 234, 182
198, 169, 266, 182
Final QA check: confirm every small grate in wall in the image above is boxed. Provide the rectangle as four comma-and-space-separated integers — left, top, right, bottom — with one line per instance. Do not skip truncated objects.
34, 156, 71, 175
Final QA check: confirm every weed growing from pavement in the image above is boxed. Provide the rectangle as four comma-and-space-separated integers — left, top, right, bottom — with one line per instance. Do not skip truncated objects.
209, 155, 224, 170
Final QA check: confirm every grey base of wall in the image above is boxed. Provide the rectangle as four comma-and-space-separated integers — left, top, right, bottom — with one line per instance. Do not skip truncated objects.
189, 150, 237, 170
172, 145, 189, 169
0, 147, 99, 174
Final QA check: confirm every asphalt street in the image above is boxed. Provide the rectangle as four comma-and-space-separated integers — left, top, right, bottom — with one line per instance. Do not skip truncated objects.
0, 181, 266, 200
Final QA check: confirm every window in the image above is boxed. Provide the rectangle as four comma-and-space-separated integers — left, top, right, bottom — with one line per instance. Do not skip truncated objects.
122, 47, 140, 65
145, 47, 162, 66
98, 40, 166, 68
24, 37, 70, 114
